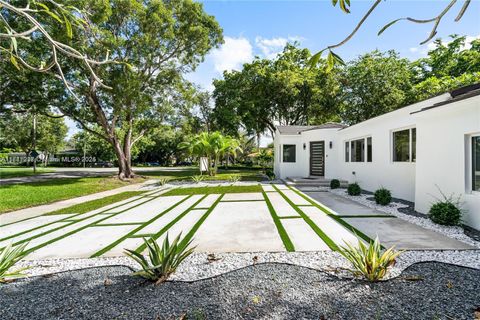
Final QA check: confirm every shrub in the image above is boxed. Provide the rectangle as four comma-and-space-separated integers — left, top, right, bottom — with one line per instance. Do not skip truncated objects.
347, 183, 361, 196
125, 234, 195, 285
191, 175, 205, 184
338, 236, 402, 282
0, 243, 29, 283
429, 201, 462, 226
228, 174, 241, 183
374, 187, 392, 205
330, 179, 340, 189
265, 168, 275, 180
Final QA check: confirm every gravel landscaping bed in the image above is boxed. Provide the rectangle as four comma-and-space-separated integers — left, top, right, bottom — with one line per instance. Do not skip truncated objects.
329, 188, 480, 248
18, 250, 480, 281
1, 262, 479, 319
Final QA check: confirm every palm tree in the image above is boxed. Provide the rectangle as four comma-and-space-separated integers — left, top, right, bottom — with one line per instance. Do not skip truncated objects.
178, 132, 242, 176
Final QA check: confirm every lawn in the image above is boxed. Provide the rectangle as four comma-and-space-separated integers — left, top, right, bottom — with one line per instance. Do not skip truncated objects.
139, 167, 265, 182
0, 167, 54, 179
0, 177, 146, 213
161, 185, 262, 196
45, 191, 145, 215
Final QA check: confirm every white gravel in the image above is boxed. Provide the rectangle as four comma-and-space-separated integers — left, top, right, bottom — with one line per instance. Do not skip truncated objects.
329, 188, 480, 249
17, 249, 480, 281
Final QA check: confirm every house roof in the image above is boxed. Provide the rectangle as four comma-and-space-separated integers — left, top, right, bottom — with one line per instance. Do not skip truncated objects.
411, 83, 480, 115
276, 123, 347, 135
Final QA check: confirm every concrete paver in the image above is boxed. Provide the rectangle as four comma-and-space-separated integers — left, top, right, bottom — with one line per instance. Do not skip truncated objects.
195, 202, 284, 252
281, 219, 331, 251
222, 192, 264, 201
265, 192, 300, 217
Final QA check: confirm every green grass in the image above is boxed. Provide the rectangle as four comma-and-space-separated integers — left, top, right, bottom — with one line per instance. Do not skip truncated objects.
45, 191, 144, 215
0, 177, 146, 213
139, 167, 264, 182
161, 185, 262, 196
0, 167, 54, 179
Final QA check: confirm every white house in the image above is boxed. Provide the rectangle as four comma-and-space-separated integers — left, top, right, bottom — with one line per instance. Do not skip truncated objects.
273, 83, 480, 230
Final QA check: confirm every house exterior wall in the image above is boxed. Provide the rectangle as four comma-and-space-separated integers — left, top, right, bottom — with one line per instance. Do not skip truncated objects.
414, 95, 480, 229
273, 92, 480, 230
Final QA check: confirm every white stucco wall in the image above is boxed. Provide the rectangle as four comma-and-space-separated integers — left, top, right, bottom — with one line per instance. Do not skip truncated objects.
414, 95, 480, 229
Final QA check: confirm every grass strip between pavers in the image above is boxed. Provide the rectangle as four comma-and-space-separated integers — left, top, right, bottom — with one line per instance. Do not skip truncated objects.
220, 199, 265, 202
91, 195, 195, 257
134, 194, 211, 253
287, 186, 379, 247
1, 188, 169, 253
262, 191, 295, 252
272, 185, 338, 251
0, 188, 166, 243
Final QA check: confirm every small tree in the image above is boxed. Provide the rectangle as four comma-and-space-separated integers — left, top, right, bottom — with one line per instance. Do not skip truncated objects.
179, 132, 241, 176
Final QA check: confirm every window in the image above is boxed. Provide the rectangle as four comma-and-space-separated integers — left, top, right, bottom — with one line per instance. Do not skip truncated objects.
282, 144, 296, 163
344, 137, 372, 163
345, 141, 349, 162
351, 139, 365, 162
473, 136, 480, 191
367, 137, 372, 162
393, 128, 416, 162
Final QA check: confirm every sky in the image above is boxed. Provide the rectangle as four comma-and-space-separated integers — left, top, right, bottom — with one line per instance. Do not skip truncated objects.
65, 0, 480, 138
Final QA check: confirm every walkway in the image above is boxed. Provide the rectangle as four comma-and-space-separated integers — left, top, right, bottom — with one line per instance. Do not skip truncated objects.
0, 184, 473, 260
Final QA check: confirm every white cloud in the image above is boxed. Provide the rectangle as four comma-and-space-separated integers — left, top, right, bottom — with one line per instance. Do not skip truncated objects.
210, 36, 253, 73
409, 34, 480, 56
255, 36, 303, 59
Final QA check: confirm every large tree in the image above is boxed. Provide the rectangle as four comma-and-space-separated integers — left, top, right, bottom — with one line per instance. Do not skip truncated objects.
340, 50, 414, 125
213, 44, 342, 137
5, 0, 223, 179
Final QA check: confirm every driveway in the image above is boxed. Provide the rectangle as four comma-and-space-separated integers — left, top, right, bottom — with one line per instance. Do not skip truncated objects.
0, 184, 474, 259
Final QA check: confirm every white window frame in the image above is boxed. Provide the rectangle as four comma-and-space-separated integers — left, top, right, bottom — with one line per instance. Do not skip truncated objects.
344, 135, 372, 163
391, 126, 416, 163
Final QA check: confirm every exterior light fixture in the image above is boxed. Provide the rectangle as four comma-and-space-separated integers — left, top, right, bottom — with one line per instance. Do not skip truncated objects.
329, 141, 333, 149
303, 143, 306, 150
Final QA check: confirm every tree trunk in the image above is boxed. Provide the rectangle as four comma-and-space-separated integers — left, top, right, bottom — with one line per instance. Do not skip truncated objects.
111, 137, 135, 180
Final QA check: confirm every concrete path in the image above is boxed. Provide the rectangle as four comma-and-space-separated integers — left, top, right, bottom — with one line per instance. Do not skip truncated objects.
0, 184, 474, 260
300, 189, 473, 250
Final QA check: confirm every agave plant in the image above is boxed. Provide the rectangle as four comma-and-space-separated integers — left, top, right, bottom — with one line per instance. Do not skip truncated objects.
157, 177, 170, 186
125, 234, 195, 285
338, 236, 402, 282
228, 174, 241, 183
191, 175, 205, 183
0, 243, 29, 283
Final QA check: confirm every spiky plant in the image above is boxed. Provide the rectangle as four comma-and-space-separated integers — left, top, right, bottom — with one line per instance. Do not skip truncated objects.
191, 175, 205, 184
125, 234, 195, 285
338, 236, 402, 282
228, 174, 241, 183
0, 243, 29, 283
157, 177, 170, 186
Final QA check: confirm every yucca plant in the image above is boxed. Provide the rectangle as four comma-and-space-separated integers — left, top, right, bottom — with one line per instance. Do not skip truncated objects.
0, 242, 29, 283
191, 175, 205, 184
228, 174, 241, 183
157, 177, 170, 186
125, 234, 195, 285
338, 236, 402, 282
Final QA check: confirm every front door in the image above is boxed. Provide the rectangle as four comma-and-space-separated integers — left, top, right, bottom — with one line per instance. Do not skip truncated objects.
310, 141, 325, 176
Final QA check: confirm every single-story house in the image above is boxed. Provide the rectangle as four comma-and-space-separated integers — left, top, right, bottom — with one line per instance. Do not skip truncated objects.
273, 83, 480, 230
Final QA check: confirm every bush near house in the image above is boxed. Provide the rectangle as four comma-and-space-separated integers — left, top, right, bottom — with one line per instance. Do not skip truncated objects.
330, 179, 340, 189
347, 183, 362, 196
374, 188, 392, 205
429, 201, 462, 226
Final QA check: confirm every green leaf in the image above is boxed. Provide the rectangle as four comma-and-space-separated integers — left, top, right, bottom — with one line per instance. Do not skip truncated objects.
378, 19, 403, 36
10, 55, 20, 70
63, 13, 73, 39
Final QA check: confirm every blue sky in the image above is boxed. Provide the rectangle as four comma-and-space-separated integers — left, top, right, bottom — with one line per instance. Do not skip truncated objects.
66, 0, 480, 138
187, 0, 480, 91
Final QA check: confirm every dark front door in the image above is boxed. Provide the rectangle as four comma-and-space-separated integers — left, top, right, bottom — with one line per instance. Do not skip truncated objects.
310, 141, 325, 176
